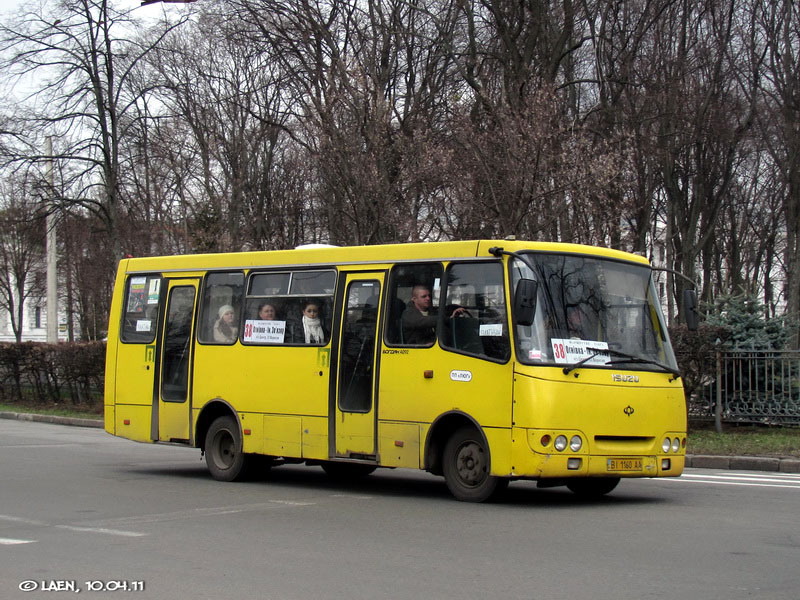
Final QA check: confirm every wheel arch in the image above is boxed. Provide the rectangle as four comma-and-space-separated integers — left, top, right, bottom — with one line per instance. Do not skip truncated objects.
194, 398, 239, 451
424, 411, 489, 476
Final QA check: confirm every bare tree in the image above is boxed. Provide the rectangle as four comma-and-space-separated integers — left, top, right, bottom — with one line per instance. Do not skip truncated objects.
637, 0, 757, 322
752, 0, 800, 345
0, 0, 188, 263
222, 0, 461, 245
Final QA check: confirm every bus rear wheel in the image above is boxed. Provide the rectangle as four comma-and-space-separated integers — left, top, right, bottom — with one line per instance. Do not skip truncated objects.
566, 477, 620, 498
442, 427, 507, 502
205, 415, 251, 482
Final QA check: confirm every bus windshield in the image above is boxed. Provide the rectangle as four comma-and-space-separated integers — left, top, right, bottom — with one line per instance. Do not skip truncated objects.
511, 253, 678, 373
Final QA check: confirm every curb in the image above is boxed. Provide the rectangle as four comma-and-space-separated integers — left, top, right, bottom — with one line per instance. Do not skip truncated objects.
0, 411, 103, 429
686, 454, 800, 474
2, 412, 799, 473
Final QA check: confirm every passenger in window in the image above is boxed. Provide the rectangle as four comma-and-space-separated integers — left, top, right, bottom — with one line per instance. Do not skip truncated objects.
213, 305, 238, 343
401, 285, 465, 345
299, 300, 326, 344
257, 301, 277, 320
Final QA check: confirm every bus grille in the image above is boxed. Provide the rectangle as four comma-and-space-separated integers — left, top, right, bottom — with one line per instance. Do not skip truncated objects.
593, 436, 655, 453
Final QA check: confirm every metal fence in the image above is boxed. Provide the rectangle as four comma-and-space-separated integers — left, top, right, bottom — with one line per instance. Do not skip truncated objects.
688, 351, 800, 427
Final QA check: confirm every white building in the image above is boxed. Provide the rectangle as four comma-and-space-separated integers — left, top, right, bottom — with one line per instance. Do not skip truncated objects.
0, 292, 74, 343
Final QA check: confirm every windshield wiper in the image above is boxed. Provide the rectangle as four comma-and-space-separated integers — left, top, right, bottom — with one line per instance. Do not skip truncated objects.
607, 356, 680, 378
562, 346, 681, 378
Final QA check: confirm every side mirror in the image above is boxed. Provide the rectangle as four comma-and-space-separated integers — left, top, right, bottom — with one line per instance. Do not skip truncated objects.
683, 289, 699, 331
514, 279, 538, 327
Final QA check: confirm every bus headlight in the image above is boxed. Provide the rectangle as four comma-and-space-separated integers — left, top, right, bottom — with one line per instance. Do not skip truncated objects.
569, 435, 582, 452
671, 438, 681, 453
662, 437, 671, 453
554, 435, 568, 452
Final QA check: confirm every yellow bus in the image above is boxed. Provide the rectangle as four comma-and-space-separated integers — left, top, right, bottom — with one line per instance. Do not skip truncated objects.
104, 240, 690, 502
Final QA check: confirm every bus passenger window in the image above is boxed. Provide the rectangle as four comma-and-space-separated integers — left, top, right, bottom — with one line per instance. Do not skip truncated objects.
120, 274, 161, 343
441, 263, 510, 361
249, 273, 290, 296
290, 270, 336, 295
198, 272, 244, 345
243, 269, 335, 346
385, 263, 443, 347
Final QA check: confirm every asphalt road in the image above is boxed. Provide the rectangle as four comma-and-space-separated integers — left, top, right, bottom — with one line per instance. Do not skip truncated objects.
1, 420, 798, 600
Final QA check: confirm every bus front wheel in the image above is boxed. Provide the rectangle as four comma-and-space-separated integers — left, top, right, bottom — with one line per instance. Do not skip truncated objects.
566, 477, 620, 497
442, 427, 507, 502
205, 416, 250, 482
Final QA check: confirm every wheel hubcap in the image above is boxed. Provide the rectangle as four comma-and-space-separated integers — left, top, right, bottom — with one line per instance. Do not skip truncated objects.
456, 441, 486, 487
214, 430, 235, 469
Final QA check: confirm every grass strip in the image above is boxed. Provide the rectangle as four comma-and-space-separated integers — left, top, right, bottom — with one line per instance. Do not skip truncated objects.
688, 426, 800, 458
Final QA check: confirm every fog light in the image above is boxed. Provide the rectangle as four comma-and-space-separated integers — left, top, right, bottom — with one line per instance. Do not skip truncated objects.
540, 434, 551, 447
569, 435, 582, 452
567, 457, 582, 470
682, 437, 687, 449
662, 458, 671, 470
662, 437, 671, 453
671, 438, 681, 453
554, 435, 568, 452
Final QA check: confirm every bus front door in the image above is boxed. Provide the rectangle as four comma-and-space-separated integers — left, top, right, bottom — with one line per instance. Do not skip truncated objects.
156, 279, 199, 443
332, 273, 384, 458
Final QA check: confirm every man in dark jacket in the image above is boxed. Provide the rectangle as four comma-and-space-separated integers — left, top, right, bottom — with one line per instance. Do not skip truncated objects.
401, 285, 465, 345
401, 285, 437, 345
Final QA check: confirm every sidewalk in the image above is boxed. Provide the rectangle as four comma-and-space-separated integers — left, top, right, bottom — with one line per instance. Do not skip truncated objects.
2, 410, 799, 473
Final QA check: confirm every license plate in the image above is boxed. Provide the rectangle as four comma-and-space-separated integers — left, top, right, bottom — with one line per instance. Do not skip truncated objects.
607, 458, 643, 472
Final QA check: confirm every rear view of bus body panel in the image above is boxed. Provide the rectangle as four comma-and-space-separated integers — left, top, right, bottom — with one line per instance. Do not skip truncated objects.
104, 260, 158, 444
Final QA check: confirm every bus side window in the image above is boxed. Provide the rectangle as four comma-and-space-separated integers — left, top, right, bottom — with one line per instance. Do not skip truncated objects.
441, 262, 510, 361
242, 269, 336, 346
120, 274, 161, 344
385, 263, 443, 347
198, 272, 244, 345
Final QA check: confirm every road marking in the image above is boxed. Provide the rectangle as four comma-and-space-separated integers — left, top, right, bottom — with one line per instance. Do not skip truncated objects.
56, 526, 147, 537
87, 501, 317, 527
0, 514, 48, 526
2, 443, 83, 449
0, 514, 146, 538
0, 500, 313, 541
664, 475, 800, 490
0, 537, 36, 545
731, 472, 800, 481
330, 494, 374, 500
682, 473, 800, 484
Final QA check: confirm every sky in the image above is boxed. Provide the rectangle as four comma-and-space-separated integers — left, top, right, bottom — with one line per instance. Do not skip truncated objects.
1, 0, 189, 105
1, 0, 180, 23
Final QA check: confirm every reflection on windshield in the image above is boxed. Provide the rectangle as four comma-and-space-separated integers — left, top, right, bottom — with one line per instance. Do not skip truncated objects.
511, 254, 678, 372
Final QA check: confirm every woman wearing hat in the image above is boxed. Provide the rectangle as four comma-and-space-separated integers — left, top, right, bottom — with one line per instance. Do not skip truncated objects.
213, 304, 238, 343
